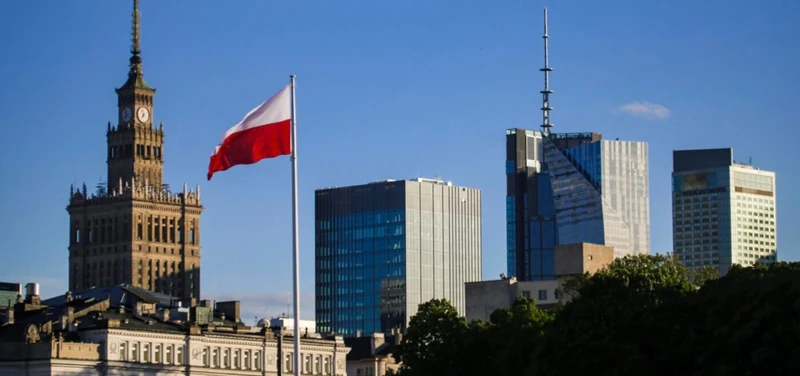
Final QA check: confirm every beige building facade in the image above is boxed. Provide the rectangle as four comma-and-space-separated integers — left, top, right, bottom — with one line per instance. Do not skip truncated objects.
0, 286, 350, 376
66, 0, 203, 302
465, 243, 614, 322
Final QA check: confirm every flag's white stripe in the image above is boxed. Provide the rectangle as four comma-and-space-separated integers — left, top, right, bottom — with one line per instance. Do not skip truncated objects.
217, 83, 292, 149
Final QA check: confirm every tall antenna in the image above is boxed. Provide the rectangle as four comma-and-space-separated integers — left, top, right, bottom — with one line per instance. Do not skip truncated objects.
540, 8, 554, 136
131, 0, 141, 57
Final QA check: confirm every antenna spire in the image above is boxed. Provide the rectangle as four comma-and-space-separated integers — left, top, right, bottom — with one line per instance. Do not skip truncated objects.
132, 0, 141, 57
120, 0, 150, 89
540, 8, 554, 136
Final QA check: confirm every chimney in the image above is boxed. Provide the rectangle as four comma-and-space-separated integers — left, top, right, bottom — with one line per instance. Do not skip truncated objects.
24, 283, 41, 306
5, 306, 13, 325
370, 333, 386, 356
67, 307, 75, 325
158, 308, 170, 322
216, 301, 241, 324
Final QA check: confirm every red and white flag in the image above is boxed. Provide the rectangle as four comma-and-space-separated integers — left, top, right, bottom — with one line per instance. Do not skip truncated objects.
207, 84, 292, 180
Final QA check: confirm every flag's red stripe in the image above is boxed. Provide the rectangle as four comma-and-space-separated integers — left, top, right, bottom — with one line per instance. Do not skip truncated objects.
207, 119, 291, 180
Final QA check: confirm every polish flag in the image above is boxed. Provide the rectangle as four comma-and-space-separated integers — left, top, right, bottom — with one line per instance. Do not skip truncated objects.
207, 84, 292, 180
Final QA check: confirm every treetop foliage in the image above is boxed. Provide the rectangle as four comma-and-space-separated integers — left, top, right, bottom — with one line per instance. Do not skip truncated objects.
392, 255, 800, 376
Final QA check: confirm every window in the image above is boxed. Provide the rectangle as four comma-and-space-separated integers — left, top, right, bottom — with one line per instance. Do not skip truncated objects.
132, 343, 139, 362
234, 350, 240, 368
324, 356, 331, 375
120, 342, 127, 361
315, 355, 320, 374
155, 344, 161, 363
165, 345, 172, 364
521, 290, 531, 299
254, 351, 261, 370
201, 348, 208, 366
212, 348, 218, 367
538, 290, 547, 301
244, 351, 250, 370
304, 355, 311, 374
223, 348, 229, 368
285, 353, 293, 373
143, 344, 150, 362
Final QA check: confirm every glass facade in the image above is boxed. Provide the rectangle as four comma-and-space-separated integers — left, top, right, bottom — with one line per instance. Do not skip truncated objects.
316, 179, 481, 335
672, 149, 776, 275
506, 129, 650, 280
0, 282, 21, 308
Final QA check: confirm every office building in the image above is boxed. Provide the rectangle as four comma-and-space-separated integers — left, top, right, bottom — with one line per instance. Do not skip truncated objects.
505, 10, 649, 281
0, 282, 21, 308
66, 0, 203, 301
506, 130, 650, 280
315, 178, 482, 335
672, 148, 777, 274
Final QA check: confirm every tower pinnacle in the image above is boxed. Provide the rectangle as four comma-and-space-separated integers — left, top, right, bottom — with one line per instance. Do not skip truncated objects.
132, 0, 141, 58
121, 0, 149, 89
540, 8, 554, 136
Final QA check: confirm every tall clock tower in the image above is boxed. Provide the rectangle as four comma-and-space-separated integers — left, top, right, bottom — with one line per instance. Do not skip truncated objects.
67, 0, 203, 303
108, 0, 161, 192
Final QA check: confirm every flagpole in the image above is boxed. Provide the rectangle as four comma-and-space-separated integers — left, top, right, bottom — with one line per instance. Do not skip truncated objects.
289, 74, 301, 376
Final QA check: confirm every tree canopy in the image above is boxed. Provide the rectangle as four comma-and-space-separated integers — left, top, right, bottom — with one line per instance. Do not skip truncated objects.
393, 255, 800, 376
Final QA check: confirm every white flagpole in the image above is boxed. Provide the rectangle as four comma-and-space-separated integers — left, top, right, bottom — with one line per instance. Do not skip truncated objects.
289, 74, 301, 376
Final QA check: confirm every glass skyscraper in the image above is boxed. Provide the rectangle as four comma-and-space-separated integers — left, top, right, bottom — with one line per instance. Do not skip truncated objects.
506, 129, 650, 281
315, 178, 482, 335
672, 148, 777, 275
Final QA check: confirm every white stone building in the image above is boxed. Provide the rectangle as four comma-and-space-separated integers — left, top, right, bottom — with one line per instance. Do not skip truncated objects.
0, 285, 350, 375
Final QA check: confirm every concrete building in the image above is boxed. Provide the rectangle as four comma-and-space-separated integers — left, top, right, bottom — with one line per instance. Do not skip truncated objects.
66, 0, 203, 302
315, 178, 482, 335
466, 243, 613, 322
344, 332, 401, 376
672, 148, 777, 275
0, 285, 350, 375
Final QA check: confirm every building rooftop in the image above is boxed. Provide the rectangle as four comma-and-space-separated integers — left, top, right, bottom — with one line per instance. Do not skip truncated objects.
317, 177, 460, 191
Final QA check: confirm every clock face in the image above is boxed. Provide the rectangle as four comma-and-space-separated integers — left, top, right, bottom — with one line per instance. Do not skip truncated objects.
137, 107, 150, 122
121, 108, 132, 122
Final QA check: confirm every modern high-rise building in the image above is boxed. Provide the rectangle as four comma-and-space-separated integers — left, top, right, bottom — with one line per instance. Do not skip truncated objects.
505, 8, 649, 281
506, 130, 650, 280
315, 178, 482, 335
66, 0, 203, 301
672, 148, 777, 275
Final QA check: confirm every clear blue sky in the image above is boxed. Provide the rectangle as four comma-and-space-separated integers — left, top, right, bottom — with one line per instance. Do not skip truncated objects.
1, 0, 798, 322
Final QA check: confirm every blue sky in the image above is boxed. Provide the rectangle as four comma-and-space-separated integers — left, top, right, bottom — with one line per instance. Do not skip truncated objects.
1, 0, 797, 322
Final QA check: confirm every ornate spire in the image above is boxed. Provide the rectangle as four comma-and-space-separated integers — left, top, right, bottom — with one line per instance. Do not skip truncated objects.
132, 0, 141, 57
540, 8, 554, 136
121, 0, 150, 89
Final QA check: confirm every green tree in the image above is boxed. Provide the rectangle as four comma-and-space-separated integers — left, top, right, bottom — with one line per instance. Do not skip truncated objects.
691, 262, 800, 374
530, 254, 698, 375
691, 265, 720, 287
486, 296, 553, 375
392, 299, 469, 376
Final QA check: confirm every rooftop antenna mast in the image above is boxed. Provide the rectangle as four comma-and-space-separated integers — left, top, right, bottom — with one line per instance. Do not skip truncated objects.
540, 8, 554, 136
